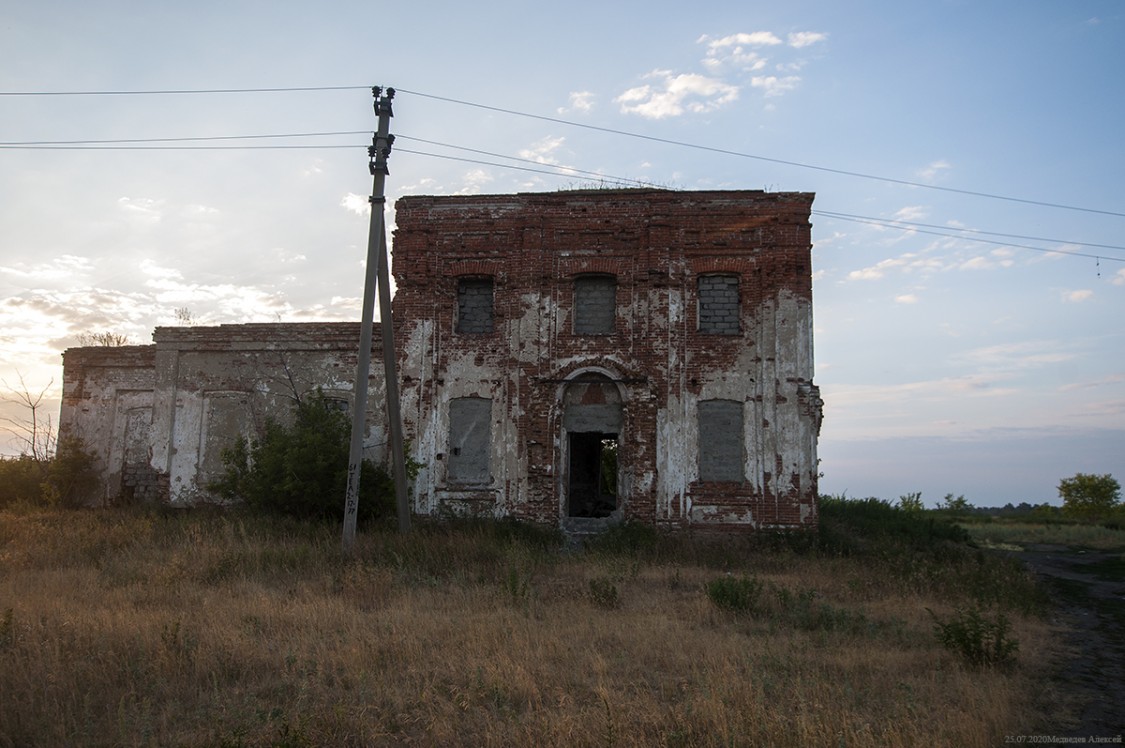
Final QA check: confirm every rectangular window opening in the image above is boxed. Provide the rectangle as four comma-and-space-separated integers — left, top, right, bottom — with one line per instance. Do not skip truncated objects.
698, 399, 744, 482
456, 277, 494, 334
573, 274, 617, 335
698, 274, 740, 335
447, 397, 492, 485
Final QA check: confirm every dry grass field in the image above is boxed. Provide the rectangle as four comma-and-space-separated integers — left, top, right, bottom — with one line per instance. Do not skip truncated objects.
0, 502, 1064, 747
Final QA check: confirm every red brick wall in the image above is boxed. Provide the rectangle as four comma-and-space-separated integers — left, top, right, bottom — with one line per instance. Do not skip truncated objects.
392, 189, 819, 530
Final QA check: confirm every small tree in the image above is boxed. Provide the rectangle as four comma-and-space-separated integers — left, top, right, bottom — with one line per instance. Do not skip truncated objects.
897, 492, 924, 512
1058, 473, 1121, 520
1, 374, 55, 461
77, 331, 132, 346
210, 390, 398, 522
939, 493, 972, 512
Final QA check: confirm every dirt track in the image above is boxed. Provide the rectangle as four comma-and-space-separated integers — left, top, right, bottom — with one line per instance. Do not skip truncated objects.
1014, 545, 1124, 740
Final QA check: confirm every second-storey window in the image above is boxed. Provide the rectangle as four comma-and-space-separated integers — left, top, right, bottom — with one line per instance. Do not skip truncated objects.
698, 274, 740, 334
456, 277, 494, 334
573, 274, 616, 335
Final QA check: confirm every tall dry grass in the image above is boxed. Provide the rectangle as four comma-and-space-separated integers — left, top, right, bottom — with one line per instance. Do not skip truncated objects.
0, 507, 1062, 747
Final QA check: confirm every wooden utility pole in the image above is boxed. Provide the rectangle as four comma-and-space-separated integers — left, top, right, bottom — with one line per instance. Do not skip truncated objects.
343, 86, 410, 553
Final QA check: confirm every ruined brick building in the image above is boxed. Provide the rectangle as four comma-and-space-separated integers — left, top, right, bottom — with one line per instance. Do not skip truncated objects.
60, 189, 823, 530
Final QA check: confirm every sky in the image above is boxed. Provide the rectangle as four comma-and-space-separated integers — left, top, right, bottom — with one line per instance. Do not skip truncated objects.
2, 1, 1123, 507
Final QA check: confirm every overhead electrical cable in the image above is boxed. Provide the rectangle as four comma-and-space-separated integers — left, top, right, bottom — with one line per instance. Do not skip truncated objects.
815, 211, 1124, 263
0, 85, 370, 96
813, 209, 1125, 254
0, 144, 362, 150
397, 145, 1123, 263
395, 135, 663, 189
393, 88, 1125, 220
2, 83, 1122, 219
0, 131, 369, 146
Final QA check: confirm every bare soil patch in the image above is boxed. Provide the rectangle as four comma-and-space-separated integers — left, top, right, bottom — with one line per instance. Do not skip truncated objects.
1014, 544, 1125, 740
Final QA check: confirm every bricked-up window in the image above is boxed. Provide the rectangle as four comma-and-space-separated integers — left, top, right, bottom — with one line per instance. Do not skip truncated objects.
698, 274, 740, 334
698, 399, 744, 482
573, 274, 617, 335
447, 397, 492, 484
456, 277, 494, 334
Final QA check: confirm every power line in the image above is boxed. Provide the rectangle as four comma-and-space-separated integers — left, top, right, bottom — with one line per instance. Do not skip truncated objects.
0, 85, 369, 96
3, 86, 1123, 261
397, 145, 1125, 263
3, 83, 1123, 219
0, 131, 368, 146
395, 135, 662, 189
0, 144, 361, 150
4, 120, 1116, 262
814, 209, 1125, 254
394, 88, 1125, 220
815, 211, 1125, 264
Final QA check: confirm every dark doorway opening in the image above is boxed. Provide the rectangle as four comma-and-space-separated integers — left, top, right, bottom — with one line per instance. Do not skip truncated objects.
568, 432, 618, 518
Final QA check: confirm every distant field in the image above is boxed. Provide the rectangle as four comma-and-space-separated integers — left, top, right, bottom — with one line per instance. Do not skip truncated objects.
960, 519, 1125, 552
0, 504, 1064, 747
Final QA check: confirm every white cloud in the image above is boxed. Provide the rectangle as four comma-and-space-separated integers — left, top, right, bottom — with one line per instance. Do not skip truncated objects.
341, 193, 370, 215
1059, 373, 1125, 392
827, 374, 1020, 409
788, 31, 827, 48
918, 160, 952, 181
558, 91, 595, 114
959, 256, 992, 270
455, 169, 494, 195
0, 255, 94, 281
892, 205, 927, 222
895, 294, 919, 304
1112, 268, 1125, 286
302, 159, 324, 177
616, 71, 739, 119
990, 248, 1016, 268
519, 136, 566, 164
699, 32, 783, 52
117, 196, 164, 225
959, 250, 1015, 271
848, 257, 905, 281
956, 340, 1077, 370
1063, 289, 1094, 303
139, 260, 182, 281
750, 75, 801, 97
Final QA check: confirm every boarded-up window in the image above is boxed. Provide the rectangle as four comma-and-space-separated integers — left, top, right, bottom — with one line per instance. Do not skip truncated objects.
698, 399, 744, 482
698, 275, 740, 335
573, 274, 616, 334
456, 277, 494, 334
447, 397, 492, 484
200, 392, 253, 484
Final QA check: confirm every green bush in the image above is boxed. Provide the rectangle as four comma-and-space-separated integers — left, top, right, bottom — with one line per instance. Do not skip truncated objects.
210, 391, 399, 523
705, 575, 764, 614
588, 576, 620, 609
0, 455, 46, 509
817, 495, 970, 555
929, 605, 1019, 667
0, 437, 98, 509
45, 437, 99, 507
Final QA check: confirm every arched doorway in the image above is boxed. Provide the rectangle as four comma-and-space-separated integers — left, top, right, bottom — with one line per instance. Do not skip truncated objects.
561, 373, 623, 519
